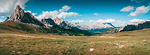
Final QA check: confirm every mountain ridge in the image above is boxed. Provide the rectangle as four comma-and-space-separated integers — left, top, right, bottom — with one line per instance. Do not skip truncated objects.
121, 21, 150, 31
2, 5, 91, 36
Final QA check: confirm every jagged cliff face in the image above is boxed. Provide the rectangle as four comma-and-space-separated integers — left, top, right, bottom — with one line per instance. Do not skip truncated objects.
6, 5, 44, 26
7, 5, 24, 22
53, 18, 75, 29
41, 17, 56, 27
121, 21, 150, 31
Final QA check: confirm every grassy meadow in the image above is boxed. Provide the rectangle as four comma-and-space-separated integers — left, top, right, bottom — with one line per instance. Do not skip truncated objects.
0, 28, 150, 55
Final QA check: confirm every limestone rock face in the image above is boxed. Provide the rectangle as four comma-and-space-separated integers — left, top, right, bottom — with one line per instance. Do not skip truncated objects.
6, 5, 44, 26
121, 21, 150, 31
53, 18, 75, 29
7, 5, 24, 22
41, 17, 56, 27
53, 18, 64, 25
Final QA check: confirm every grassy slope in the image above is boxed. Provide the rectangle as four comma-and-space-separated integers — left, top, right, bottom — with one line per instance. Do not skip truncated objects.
0, 21, 38, 34
0, 21, 91, 36
0, 28, 150, 55
102, 28, 150, 37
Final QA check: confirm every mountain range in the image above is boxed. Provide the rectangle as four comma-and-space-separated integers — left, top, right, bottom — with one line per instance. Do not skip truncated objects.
101, 21, 150, 34
74, 23, 115, 30
2, 5, 150, 36
2, 5, 91, 36
121, 21, 150, 31
73, 23, 116, 34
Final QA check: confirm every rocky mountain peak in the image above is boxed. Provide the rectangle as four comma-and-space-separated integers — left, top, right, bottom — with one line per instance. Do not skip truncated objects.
16, 5, 20, 9
6, 5, 44, 26
41, 17, 56, 27
53, 17, 64, 25
53, 17, 75, 29
7, 5, 24, 22
140, 21, 147, 24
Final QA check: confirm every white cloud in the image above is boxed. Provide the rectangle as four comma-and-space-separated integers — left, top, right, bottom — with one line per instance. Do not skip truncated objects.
25, 10, 31, 13
130, 0, 145, 3
57, 12, 79, 18
36, 5, 80, 20
71, 19, 116, 23
0, 19, 3, 22
129, 18, 149, 23
36, 10, 59, 20
32, 13, 37, 16
129, 6, 150, 16
120, 6, 134, 12
71, 20, 84, 23
25, 10, 38, 16
71, 18, 149, 27
0, 20, 2, 22
94, 13, 100, 16
71, 19, 125, 27
1, 16, 4, 18
59, 5, 71, 12
89, 19, 116, 23
0, 0, 28, 17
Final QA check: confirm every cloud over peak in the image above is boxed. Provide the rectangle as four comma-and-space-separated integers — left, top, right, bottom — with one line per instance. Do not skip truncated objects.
71, 18, 149, 27
129, 18, 149, 23
120, 6, 134, 12
0, 0, 28, 17
71, 20, 84, 23
36, 5, 81, 20
130, 0, 145, 3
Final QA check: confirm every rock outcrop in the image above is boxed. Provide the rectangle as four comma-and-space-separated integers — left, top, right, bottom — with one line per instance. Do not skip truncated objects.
53, 18, 75, 29
101, 27, 123, 34
121, 21, 150, 31
6, 5, 44, 26
41, 17, 56, 27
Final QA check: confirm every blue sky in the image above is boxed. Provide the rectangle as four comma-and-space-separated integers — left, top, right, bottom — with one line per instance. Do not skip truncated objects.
0, 0, 150, 27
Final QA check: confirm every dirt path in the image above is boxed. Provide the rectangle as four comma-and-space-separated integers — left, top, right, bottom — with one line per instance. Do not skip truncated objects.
91, 36, 115, 38
0, 33, 56, 39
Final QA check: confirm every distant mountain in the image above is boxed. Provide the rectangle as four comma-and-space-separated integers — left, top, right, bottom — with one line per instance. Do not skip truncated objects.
74, 23, 116, 34
103, 23, 115, 28
121, 21, 150, 31
74, 23, 115, 30
6, 5, 44, 26
101, 21, 150, 34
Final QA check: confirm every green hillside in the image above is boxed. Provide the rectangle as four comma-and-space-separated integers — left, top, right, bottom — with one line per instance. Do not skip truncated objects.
0, 21, 91, 36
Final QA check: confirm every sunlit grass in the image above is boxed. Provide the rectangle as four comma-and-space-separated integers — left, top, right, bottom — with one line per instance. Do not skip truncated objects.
1, 28, 150, 55
0, 34, 150, 55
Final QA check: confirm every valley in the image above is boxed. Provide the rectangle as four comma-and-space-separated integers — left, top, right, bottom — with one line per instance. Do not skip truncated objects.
1, 0, 150, 55
1, 28, 150, 55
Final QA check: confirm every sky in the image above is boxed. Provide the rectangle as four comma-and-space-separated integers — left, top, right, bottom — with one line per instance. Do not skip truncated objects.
0, 0, 150, 27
